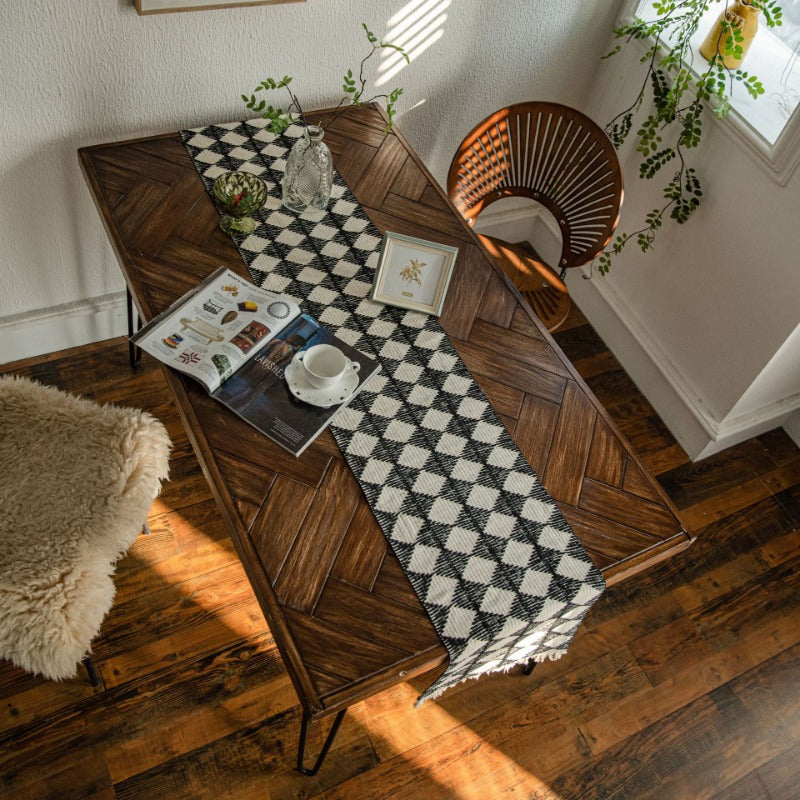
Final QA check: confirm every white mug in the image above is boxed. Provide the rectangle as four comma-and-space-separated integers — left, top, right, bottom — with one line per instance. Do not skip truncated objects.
298, 344, 359, 389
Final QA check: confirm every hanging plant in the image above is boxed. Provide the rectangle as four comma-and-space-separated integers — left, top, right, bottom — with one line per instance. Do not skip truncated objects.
597, 0, 783, 274
242, 23, 409, 135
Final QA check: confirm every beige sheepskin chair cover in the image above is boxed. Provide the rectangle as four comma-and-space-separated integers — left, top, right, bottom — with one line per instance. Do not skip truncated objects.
0, 375, 171, 680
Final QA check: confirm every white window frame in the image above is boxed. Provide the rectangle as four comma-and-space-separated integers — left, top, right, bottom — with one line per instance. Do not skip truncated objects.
622, 0, 800, 185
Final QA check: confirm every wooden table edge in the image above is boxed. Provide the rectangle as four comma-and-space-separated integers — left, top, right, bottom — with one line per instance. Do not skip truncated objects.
372, 104, 693, 547
76, 110, 694, 722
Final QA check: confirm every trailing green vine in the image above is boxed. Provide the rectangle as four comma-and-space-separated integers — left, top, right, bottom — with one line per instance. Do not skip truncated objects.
597, 0, 783, 274
242, 23, 409, 135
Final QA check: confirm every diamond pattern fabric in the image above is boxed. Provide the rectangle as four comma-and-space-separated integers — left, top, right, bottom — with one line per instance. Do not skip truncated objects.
180, 118, 605, 702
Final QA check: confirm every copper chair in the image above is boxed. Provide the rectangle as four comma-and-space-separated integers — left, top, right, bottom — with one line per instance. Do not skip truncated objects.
448, 102, 623, 331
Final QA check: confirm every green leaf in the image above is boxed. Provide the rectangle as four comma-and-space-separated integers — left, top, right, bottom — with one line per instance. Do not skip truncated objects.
362, 22, 378, 43
639, 147, 675, 179
380, 41, 411, 63
243, 22, 408, 141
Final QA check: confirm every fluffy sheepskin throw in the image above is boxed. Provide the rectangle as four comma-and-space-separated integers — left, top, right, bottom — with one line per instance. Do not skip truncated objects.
0, 375, 171, 680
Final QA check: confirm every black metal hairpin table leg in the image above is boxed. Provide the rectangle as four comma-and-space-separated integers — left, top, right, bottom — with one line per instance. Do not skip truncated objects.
127, 286, 142, 369
296, 708, 347, 776
82, 656, 101, 688
522, 660, 537, 676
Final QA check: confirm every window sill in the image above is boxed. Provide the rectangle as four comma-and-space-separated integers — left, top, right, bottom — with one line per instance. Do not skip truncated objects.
622, 1, 800, 185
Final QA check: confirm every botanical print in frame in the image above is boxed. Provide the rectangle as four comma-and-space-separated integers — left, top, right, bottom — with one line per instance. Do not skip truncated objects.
370, 232, 458, 316
135, 0, 303, 15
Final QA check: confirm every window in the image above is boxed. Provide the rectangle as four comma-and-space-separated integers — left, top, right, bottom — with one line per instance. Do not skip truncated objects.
632, 0, 800, 182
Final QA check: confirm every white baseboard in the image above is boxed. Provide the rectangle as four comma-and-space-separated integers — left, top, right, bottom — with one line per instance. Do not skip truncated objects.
784, 409, 800, 449
566, 274, 711, 459
569, 273, 800, 460
0, 292, 128, 365
474, 207, 800, 461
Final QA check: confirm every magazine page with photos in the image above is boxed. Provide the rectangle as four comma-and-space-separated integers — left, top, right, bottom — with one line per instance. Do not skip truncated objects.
211, 314, 381, 457
132, 266, 300, 392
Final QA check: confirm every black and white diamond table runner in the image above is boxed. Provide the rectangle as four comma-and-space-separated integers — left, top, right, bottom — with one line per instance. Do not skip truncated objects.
180, 118, 605, 703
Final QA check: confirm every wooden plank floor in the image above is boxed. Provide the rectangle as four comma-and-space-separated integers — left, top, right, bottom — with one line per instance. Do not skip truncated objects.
1, 303, 799, 800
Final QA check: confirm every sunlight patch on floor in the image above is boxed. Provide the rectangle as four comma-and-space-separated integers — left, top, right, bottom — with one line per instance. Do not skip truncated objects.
378, 0, 450, 86
352, 681, 564, 799
131, 506, 267, 644
149, 497, 174, 517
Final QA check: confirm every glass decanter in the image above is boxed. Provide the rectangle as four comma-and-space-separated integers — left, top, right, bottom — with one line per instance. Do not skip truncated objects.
281, 125, 333, 212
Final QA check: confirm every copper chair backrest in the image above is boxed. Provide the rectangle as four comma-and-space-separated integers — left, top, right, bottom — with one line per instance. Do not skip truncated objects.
447, 102, 623, 271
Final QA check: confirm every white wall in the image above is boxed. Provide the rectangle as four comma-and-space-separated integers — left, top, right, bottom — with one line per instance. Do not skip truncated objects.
728, 324, 800, 421
568, 19, 800, 458
785, 408, 800, 445
471, 8, 800, 458
0, 0, 624, 363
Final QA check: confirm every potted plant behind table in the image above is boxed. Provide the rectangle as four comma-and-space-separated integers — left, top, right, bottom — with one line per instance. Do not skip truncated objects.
596, 0, 783, 274
242, 23, 409, 213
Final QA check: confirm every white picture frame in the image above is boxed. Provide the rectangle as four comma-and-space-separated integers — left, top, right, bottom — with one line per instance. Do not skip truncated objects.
135, 0, 302, 15
370, 232, 458, 316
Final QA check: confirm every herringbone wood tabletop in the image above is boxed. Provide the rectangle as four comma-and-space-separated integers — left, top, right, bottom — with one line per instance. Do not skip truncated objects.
78, 105, 691, 723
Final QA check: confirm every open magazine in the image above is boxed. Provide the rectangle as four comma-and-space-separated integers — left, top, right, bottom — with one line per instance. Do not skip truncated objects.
133, 267, 380, 456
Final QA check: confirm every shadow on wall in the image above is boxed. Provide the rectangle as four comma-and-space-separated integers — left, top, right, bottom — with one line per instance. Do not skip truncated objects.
388, 0, 626, 187
0, 141, 98, 318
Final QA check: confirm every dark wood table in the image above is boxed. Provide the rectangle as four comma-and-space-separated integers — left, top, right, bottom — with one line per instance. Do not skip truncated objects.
79, 105, 692, 774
